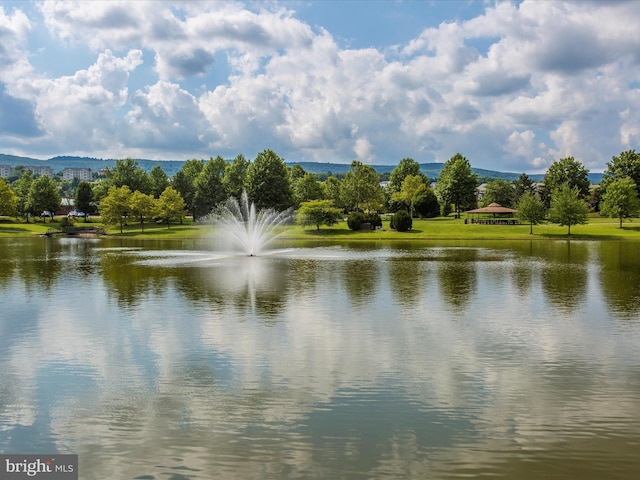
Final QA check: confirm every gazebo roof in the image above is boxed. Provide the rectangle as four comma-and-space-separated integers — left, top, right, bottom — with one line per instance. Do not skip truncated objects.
466, 202, 517, 214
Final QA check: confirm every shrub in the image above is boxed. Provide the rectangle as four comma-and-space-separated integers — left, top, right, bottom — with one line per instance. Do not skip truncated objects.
390, 210, 412, 231
347, 211, 365, 230
58, 216, 75, 229
347, 211, 382, 230
364, 211, 382, 228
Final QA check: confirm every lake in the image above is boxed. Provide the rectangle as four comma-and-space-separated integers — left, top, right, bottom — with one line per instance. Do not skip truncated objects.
1, 237, 640, 479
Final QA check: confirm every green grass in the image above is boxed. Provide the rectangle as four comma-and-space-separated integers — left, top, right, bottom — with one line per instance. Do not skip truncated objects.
281, 217, 640, 241
2, 215, 640, 240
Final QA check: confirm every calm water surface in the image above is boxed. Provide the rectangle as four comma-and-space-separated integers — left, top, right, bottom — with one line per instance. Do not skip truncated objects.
1, 237, 640, 479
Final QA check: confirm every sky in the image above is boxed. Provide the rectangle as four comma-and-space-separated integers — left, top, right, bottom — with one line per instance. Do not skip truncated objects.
1, 1, 640, 173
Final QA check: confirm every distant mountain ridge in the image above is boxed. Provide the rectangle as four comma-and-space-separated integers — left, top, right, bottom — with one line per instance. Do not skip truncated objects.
0, 153, 603, 184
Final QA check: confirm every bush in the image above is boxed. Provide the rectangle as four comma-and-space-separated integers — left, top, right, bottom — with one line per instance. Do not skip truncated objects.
390, 210, 412, 231
347, 211, 365, 230
364, 211, 382, 228
347, 211, 382, 230
58, 216, 75, 229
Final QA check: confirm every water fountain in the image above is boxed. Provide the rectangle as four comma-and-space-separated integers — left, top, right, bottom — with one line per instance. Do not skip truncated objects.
211, 191, 292, 256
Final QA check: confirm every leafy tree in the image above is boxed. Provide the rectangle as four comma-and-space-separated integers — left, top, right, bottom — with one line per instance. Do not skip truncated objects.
297, 199, 343, 231
587, 186, 603, 213
290, 164, 306, 181
601, 149, 640, 197
435, 153, 478, 218
194, 156, 227, 218
74, 181, 94, 222
389, 158, 428, 194
548, 184, 588, 235
322, 176, 343, 209
149, 165, 169, 198
12, 170, 33, 221
105, 158, 151, 194
392, 174, 427, 218
513, 173, 537, 200
483, 178, 516, 207
293, 172, 324, 206
100, 185, 132, 233
27, 175, 61, 222
245, 149, 293, 211
341, 160, 384, 211
517, 191, 546, 234
129, 190, 156, 232
156, 186, 186, 228
543, 157, 590, 204
173, 159, 203, 220
600, 177, 640, 228
0, 178, 18, 217
414, 187, 440, 218
223, 154, 249, 200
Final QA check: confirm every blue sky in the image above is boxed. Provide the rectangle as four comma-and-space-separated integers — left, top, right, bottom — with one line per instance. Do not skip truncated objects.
1, 1, 640, 173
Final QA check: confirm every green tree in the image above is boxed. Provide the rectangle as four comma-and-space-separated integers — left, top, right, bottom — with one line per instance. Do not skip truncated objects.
483, 178, 516, 207
388, 158, 428, 194
12, 170, 33, 221
0, 178, 18, 217
294, 172, 324, 206
601, 149, 640, 198
517, 191, 546, 234
223, 154, 249, 200
513, 173, 537, 200
194, 156, 227, 218
100, 185, 132, 233
105, 158, 151, 194
322, 176, 343, 209
245, 149, 293, 211
543, 157, 590, 203
74, 181, 94, 222
149, 165, 169, 198
435, 153, 478, 218
392, 174, 427, 218
129, 190, 157, 232
548, 184, 588, 235
297, 199, 343, 230
290, 164, 306, 182
600, 177, 640, 228
27, 175, 61, 222
340, 160, 384, 211
156, 186, 186, 228
173, 159, 204, 220
414, 187, 440, 218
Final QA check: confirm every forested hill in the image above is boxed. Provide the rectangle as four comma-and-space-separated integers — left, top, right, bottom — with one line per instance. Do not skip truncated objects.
0, 153, 603, 184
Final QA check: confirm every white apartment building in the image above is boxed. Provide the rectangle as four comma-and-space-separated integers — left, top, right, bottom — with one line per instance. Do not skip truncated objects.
62, 168, 92, 181
0, 165, 11, 177
25, 165, 55, 177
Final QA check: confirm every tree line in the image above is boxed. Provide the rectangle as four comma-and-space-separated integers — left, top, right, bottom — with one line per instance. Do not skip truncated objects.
1, 148, 640, 233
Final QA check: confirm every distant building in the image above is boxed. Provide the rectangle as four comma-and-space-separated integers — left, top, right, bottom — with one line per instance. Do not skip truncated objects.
25, 165, 54, 177
0, 165, 11, 177
63, 167, 92, 181
476, 183, 487, 201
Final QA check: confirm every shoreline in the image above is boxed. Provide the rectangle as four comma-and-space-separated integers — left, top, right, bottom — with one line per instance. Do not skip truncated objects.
2, 218, 640, 242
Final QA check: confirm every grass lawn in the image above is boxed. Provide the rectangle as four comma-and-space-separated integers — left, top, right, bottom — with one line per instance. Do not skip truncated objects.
282, 216, 640, 241
2, 215, 640, 240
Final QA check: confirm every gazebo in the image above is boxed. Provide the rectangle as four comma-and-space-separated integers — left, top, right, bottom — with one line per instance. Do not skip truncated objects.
465, 202, 519, 225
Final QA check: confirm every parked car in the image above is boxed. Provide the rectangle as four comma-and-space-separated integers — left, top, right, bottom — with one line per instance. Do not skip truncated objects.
67, 210, 85, 218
